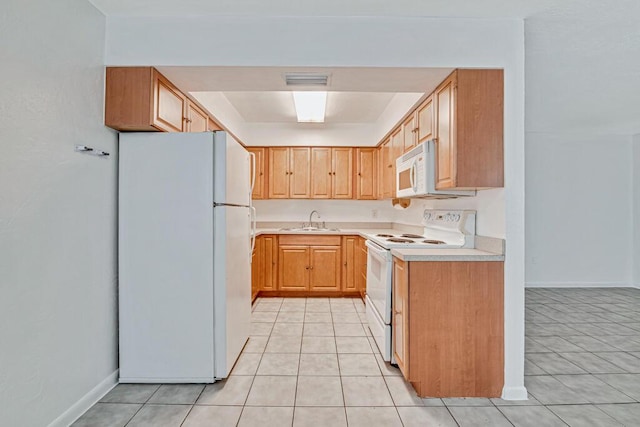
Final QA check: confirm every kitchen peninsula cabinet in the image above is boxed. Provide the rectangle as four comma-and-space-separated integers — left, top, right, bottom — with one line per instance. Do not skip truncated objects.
434, 69, 504, 190
247, 147, 267, 200
355, 148, 377, 200
392, 257, 504, 397
268, 147, 311, 199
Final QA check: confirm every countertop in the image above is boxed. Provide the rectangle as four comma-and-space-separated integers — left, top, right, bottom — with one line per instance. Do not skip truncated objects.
254, 226, 505, 261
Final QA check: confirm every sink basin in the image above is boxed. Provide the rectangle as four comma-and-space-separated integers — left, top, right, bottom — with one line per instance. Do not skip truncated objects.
279, 227, 341, 232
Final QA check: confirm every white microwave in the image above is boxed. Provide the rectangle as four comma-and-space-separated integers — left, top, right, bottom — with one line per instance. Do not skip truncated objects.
395, 140, 475, 199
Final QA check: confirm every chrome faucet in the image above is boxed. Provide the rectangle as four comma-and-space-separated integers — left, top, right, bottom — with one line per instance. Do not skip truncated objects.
308, 210, 321, 228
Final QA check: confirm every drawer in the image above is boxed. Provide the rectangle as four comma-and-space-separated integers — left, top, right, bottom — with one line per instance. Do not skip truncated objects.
279, 235, 342, 246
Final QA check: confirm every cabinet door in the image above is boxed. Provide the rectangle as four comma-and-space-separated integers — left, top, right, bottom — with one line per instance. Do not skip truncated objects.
278, 246, 309, 290
342, 236, 357, 291
247, 147, 267, 200
435, 74, 457, 189
393, 258, 409, 379
262, 235, 277, 290
381, 139, 394, 199
309, 246, 341, 292
356, 148, 376, 200
290, 147, 311, 198
268, 147, 290, 198
152, 70, 186, 132
186, 101, 208, 132
416, 95, 434, 144
402, 114, 416, 153
311, 147, 332, 199
332, 148, 353, 199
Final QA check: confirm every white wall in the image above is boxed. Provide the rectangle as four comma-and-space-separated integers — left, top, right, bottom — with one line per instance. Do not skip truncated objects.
634, 134, 640, 287
0, 1, 118, 426
254, 199, 396, 223
525, 134, 633, 287
104, 15, 526, 399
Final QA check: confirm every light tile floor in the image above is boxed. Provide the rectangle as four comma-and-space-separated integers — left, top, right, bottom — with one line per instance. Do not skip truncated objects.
74, 288, 640, 426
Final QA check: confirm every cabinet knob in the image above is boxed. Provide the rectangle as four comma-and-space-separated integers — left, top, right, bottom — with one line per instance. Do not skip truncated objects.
358, 173, 362, 176
328, 172, 332, 175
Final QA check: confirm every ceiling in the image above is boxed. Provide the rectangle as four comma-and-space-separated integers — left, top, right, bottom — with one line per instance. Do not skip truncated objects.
158, 66, 451, 125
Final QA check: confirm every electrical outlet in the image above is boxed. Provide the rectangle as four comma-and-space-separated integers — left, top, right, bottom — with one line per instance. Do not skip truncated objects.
371, 209, 378, 219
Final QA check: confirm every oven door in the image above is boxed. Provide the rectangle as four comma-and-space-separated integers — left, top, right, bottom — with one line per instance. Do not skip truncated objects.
365, 240, 392, 324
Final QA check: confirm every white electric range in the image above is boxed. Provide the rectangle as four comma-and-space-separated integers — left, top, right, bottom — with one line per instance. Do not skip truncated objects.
364, 210, 476, 362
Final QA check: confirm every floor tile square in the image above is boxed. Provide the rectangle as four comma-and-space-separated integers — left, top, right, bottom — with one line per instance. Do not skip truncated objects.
594, 352, 640, 373
256, 353, 299, 376
397, 407, 457, 427
265, 336, 302, 353
448, 406, 512, 426
524, 375, 590, 404
276, 311, 305, 323
147, 384, 204, 404
332, 312, 362, 323
293, 407, 347, 427
182, 406, 243, 427
237, 406, 294, 427
498, 405, 565, 427
526, 352, 586, 374
304, 312, 332, 323
341, 376, 394, 406
126, 404, 191, 427
245, 376, 297, 406
302, 323, 334, 337
295, 376, 344, 406
345, 407, 402, 427
335, 337, 372, 353
594, 374, 640, 401
298, 353, 340, 376
338, 353, 381, 376
549, 404, 623, 426
301, 336, 336, 353
251, 312, 278, 323
334, 323, 367, 337
71, 403, 140, 427
250, 322, 273, 336
100, 384, 160, 404
442, 397, 493, 406
271, 322, 304, 336
597, 403, 640, 425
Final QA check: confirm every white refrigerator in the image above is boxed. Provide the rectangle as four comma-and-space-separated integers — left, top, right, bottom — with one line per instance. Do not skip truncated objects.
118, 131, 254, 383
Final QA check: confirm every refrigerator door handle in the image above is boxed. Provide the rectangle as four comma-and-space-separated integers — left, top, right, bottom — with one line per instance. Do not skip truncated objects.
250, 206, 257, 254
249, 152, 256, 198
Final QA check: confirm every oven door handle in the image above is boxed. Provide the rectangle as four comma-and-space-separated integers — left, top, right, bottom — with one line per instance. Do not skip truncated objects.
365, 239, 390, 260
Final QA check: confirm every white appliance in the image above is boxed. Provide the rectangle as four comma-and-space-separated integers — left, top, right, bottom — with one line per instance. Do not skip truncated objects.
118, 131, 254, 383
365, 210, 476, 361
396, 140, 475, 199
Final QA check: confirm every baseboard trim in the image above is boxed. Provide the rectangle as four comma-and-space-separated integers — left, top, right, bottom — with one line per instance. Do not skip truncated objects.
501, 385, 528, 400
47, 369, 119, 427
525, 281, 633, 288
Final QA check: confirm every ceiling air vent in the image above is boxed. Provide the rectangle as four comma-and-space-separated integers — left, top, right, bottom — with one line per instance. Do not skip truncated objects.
284, 73, 329, 86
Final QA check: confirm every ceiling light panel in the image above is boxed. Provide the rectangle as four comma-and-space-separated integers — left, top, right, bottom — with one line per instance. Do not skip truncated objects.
292, 92, 327, 123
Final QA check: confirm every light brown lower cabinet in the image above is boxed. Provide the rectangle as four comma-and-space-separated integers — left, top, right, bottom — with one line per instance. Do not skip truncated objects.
392, 257, 504, 398
255, 234, 364, 297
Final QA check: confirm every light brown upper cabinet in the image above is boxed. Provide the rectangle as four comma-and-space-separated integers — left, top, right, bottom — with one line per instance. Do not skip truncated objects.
416, 95, 434, 144
268, 147, 311, 199
207, 118, 223, 132
106, 67, 222, 133
310, 147, 353, 199
185, 100, 208, 132
434, 70, 504, 190
247, 147, 267, 200
402, 114, 417, 154
355, 148, 377, 200
381, 138, 394, 199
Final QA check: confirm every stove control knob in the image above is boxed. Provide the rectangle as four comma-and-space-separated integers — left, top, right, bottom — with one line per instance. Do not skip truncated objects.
454, 214, 460, 221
